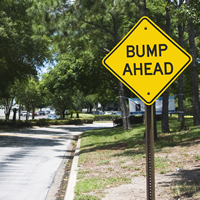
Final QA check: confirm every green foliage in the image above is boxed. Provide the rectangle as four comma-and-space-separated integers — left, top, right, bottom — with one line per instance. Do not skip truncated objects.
20, 78, 42, 119
41, 63, 75, 119
0, 0, 50, 96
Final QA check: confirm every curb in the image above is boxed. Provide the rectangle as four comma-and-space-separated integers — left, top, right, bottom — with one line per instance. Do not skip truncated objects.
64, 137, 81, 200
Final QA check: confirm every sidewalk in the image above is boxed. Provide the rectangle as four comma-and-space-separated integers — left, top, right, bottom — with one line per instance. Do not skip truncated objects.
64, 137, 81, 200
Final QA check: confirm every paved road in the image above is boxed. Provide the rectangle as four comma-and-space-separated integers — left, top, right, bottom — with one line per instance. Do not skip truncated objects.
0, 123, 113, 200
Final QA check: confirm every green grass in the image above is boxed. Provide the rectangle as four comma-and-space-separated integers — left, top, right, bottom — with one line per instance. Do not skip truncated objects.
96, 160, 110, 166
75, 116, 200, 198
74, 195, 101, 200
170, 181, 200, 198
74, 176, 131, 195
155, 157, 169, 169
195, 155, 200, 161
64, 113, 95, 119
77, 169, 92, 179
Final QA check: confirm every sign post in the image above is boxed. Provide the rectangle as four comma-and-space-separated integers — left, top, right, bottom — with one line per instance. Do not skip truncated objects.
102, 16, 192, 200
145, 105, 155, 200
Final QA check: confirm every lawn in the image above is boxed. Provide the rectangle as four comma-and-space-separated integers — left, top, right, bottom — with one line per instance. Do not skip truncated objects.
74, 116, 200, 200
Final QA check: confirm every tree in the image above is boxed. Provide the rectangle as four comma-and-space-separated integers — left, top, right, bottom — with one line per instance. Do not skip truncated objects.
20, 78, 42, 120
30, 0, 200, 131
29, 0, 143, 130
0, 80, 22, 120
0, 0, 50, 100
186, 0, 200, 126
174, 0, 187, 128
41, 60, 75, 119
84, 94, 97, 113
161, 0, 171, 133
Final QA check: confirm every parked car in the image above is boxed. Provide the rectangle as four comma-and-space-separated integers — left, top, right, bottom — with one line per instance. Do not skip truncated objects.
112, 111, 121, 115
48, 114, 59, 119
20, 111, 27, 116
38, 111, 45, 115
94, 110, 104, 115
20, 111, 32, 116
104, 111, 112, 115
45, 110, 50, 115
34, 112, 38, 116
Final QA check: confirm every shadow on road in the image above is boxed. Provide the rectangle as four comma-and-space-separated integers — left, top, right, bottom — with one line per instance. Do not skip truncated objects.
0, 135, 64, 147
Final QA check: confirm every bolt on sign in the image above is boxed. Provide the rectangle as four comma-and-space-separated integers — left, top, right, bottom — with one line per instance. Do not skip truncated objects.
102, 16, 192, 105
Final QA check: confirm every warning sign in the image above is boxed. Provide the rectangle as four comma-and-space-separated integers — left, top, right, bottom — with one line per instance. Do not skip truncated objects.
102, 16, 192, 105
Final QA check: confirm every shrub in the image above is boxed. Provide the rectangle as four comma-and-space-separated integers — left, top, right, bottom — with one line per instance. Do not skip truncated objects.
93, 114, 121, 121
68, 109, 75, 118
0, 117, 94, 129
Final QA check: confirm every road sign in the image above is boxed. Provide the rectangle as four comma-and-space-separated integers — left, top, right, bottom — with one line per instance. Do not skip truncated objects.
102, 16, 192, 105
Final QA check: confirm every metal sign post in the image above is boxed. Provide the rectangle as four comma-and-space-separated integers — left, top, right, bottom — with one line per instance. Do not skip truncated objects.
145, 105, 155, 200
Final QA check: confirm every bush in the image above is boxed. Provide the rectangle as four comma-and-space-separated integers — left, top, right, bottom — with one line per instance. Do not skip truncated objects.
69, 109, 75, 118
113, 115, 162, 126
0, 118, 94, 129
93, 114, 121, 121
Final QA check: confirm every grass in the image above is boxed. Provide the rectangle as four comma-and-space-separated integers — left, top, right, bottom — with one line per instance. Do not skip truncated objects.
170, 181, 200, 199
155, 157, 169, 169
195, 155, 200, 161
96, 160, 110, 166
74, 195, 101, 200
74, 116, 200, 199
74, 176, 131, 195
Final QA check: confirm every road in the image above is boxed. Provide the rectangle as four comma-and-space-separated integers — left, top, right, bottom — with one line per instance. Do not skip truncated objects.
0, 123, 113, 200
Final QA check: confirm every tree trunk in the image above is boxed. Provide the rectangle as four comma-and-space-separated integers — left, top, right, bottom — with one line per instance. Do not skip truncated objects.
76, 112, 79, 118
112, 12, 131, 130
139, 0, 147, 16
89, 104, 93, 113
118, 81, 129, 130
187, 17, 200, 126
32, 108, 35, 120
60, 109, 63, 120
162, 89, 170, 133
153, 103, 157, 140
13, 109, 17, 122
177, 23, 185, 128
162, 0, 171, 133
5, 98, 13, 120
19, 98, 21, 120
26, 111, 29, 121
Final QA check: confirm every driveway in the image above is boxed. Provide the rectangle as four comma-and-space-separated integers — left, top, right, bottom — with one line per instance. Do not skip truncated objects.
0, 123, 113, 200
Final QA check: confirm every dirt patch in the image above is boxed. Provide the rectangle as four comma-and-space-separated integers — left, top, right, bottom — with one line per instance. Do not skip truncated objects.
79, 139, 200, 200
55, 138, 78, 200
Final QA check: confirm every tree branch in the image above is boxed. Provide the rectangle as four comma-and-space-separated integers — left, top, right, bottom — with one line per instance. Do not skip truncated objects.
83, 20, 114, 36
130, 0, 140, 8
101, 47, 110, 52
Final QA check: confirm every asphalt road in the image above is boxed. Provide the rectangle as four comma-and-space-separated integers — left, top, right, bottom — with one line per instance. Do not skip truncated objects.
0, 123, 113, 200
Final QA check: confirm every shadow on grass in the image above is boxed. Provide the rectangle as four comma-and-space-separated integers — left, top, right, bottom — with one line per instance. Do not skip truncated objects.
79, 117, 200, 158
159, 165, 200, 199
79, 124, 146, 155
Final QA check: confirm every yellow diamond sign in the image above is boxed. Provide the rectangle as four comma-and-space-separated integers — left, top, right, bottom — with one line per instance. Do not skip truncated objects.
102, 17, 192, 105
